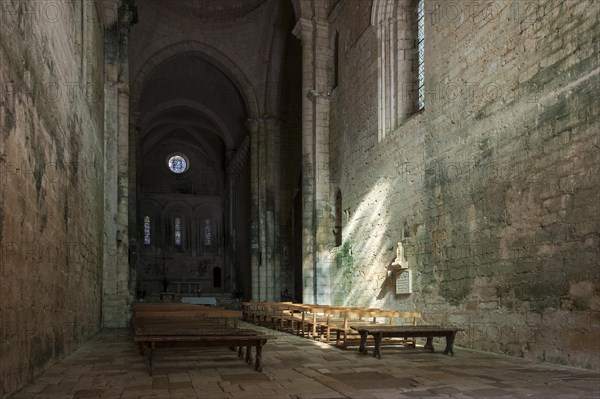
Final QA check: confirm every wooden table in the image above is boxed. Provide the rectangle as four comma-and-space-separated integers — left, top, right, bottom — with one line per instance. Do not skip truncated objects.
351, 325, 461, 358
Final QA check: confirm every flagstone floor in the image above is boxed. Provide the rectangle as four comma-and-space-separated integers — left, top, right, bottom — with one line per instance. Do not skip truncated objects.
10, 323, 600, 399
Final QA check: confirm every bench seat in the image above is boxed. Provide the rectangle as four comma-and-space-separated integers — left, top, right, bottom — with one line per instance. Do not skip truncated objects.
132, 303, 273, 374
351, 324, 462, 358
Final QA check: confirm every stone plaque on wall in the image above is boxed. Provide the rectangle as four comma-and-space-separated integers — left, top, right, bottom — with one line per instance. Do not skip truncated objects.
396, 270, 412, 294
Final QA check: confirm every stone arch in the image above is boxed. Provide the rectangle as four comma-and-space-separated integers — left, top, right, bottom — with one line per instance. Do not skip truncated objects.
371, 0, 395, 26
140, 99, 236, 150
131, 40, 259, 121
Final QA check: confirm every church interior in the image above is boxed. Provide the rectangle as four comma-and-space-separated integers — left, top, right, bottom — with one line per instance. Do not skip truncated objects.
0, 0, 598, 398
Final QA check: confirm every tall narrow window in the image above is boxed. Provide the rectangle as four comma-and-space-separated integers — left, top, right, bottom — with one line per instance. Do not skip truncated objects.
143, 216, 151, 245
333, 30, 339, 89
204, 219, 212, 246
174, 217, 182, 246
334, 189, 342, 246
416, 0, 425, 110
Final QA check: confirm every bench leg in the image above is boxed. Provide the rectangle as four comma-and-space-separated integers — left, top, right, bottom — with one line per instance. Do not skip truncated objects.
255, 341, 263, 372
444, 332, 456, 356
424, 337, 434, 353
238, 346, 243, 358
245, 346, 252, 364
358, 331, 368, 354
373, 333, 382, 359
148, 346, 154, 376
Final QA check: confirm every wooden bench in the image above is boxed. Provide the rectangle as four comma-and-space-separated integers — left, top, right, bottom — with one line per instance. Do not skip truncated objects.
242, 301, 294, 328
132, 305, 273, 373
240, 302, 434, 356
351, 324, 462, 358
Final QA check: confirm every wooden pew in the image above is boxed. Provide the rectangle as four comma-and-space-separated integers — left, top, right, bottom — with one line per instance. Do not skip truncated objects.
239, 301, 429, 354
332, 310, 421, 349
132, 305, 273, 374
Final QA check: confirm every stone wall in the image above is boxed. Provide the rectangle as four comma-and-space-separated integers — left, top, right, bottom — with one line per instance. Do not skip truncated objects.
0, 1, 111, 396
328, 0, 599, 369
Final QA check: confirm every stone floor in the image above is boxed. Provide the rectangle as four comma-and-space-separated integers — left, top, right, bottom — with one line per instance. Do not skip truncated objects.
10, 323, 600, 399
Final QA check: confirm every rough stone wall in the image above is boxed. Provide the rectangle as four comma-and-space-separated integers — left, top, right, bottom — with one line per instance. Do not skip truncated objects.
328, 0, 599, 369
0, 2, 109, 396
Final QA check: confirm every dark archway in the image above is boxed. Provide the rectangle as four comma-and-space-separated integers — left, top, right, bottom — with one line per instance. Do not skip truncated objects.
132, 52, 250, 299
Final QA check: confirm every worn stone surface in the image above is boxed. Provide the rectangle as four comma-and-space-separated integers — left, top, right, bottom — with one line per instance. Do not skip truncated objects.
0, 1, 135, 397
0, 1, 116, 397
327, 0, 600, 370
10, 325, 600, 399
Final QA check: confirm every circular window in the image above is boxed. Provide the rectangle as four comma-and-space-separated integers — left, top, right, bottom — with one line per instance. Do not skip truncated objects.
167, 154, 189, 174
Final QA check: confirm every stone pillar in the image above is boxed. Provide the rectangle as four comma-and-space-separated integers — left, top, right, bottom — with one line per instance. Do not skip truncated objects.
102, 2, 135, 327
294, 16, 334, 304
248, 118, 261, 300
250, 117, 283, 301
313, 21, 333, 305
226, 136, 250, 295
293, 18, 317, 303
263, 117, 282, 301
225, 149, 236, 292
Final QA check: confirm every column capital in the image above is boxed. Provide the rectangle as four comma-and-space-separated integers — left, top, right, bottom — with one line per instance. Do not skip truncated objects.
292, 17, 313, 41
245, 118, 259, 133
306, 89, 333, 104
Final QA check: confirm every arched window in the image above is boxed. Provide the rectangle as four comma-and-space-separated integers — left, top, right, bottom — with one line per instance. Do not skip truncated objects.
416, 0, 425, 110
143, 216, 151, 245
333, 30, 340, 89
373, 0, 426, 140
204, 219, 212, 246
174, 217, 182, 246
334, 189, 342, 246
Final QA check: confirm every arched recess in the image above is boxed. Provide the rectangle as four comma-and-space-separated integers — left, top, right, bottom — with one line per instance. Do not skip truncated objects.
372, 0, 421, 140
130, 40, 254, 300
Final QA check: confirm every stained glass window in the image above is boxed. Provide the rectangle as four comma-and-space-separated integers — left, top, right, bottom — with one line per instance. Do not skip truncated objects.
204, 219, 212, 246
143, 216, 151, 245
174, 217, 182, 246
417, 0, 425, 110
168, 154, 188, 174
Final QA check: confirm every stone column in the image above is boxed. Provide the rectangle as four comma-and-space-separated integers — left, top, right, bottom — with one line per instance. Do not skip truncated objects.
313, 21, 333, 305
250, 115, 284, 301
248, 118, 261, 300
102, 2, 135, 327
263, 117, 282, 301
294, 16, 334, 305
293, 18, 317, 304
